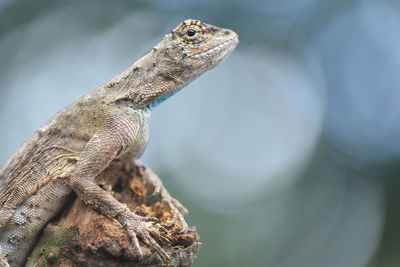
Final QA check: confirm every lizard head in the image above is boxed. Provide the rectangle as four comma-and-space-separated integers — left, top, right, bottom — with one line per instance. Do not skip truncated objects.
156, 19, 239, 79
170, 19, 238, 70
144, 20, 238, 108
121, 20, 238, 109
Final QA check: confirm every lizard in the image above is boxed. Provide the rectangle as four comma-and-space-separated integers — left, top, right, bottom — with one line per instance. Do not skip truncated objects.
0, 19, 238, 266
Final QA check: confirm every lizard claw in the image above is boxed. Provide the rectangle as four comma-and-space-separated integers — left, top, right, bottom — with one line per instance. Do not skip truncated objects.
169, 196, 189, 217
150, 184, 188, 217
150, 186, 162, 198
137, 163, 189, 230
121, 209, 170, 263
139, 215, 159, 223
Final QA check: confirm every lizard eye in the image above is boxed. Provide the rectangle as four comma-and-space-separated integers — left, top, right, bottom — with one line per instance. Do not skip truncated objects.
178, 21, 206, 44
186, 29, 196, 37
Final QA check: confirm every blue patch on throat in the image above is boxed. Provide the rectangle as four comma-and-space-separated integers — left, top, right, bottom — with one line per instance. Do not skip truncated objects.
147, 91, 179, 110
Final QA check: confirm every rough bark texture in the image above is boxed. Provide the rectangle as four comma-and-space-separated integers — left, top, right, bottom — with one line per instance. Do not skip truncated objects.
24, 160, 200, 267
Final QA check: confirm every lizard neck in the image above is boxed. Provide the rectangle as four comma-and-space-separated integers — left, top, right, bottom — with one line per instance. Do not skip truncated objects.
146, 91, 178, 110
104, 49, 187, 110
98, 19, 239, 110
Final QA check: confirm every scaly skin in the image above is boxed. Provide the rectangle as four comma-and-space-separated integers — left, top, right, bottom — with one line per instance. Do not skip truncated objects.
0, 19, 238, 266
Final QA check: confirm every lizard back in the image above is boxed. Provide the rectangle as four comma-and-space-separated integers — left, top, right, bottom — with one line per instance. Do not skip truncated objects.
0, 97, 96, 265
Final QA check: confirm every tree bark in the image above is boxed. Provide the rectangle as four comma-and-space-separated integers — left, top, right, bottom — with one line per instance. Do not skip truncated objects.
25, 159, 200, 267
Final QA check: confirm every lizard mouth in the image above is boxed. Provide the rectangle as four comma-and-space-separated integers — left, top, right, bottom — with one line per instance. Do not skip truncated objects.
189, 36, 239, 61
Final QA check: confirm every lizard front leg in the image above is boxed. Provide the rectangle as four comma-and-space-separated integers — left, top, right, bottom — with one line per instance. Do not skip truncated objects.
68, 115, 169, 263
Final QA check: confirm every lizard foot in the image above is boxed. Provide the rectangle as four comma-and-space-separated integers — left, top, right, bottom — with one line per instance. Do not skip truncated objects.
136, 162, 189, 230
118, 209, 170, 263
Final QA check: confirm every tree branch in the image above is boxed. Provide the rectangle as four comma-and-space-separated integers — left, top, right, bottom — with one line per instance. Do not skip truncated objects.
25, 159, 200, 266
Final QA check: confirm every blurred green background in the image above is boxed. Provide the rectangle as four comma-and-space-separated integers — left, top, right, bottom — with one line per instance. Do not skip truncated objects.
0, 0, 399, 266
